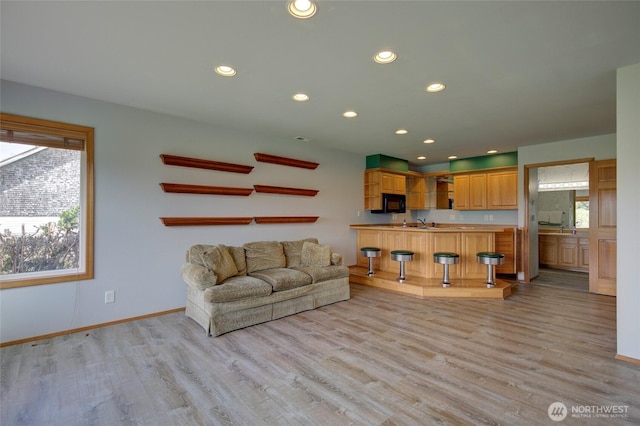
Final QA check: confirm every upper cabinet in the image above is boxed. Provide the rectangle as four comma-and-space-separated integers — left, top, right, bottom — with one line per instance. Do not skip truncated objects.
487, 170, 518, 209
454, 168, 518, 210
381, 172, 406, 194
364, 170, 406, 210
406, 175, 426, 210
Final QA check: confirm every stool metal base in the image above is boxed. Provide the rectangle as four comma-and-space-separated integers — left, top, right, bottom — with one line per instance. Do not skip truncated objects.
391, 250, 414, 283
434, 252, 459, 288
360, 248, 381, 277
476, 252, 505, 288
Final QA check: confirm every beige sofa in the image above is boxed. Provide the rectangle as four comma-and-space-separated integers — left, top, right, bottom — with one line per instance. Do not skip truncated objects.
181, 238, 350, 336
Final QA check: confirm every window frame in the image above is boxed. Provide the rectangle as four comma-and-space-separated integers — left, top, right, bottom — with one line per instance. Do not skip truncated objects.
0, 113, 94, 289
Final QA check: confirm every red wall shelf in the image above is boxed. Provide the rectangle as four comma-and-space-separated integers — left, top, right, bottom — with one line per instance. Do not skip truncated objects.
254, 185, 318, 196
160, 217, 254, 227
254, 216, 319, 224
160, 154, 254, 174
254, 153, 319, 170
160, 183, 253, 196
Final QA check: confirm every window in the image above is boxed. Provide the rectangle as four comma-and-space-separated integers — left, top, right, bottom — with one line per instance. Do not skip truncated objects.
0, 113, 94, 289
575, 196, 589, 229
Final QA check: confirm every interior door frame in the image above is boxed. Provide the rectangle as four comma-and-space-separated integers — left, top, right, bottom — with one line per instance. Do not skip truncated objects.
522, 157, 594, 283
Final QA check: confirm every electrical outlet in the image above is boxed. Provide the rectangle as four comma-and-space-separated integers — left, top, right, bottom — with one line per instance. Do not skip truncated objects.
489, 215, 494, 221
357, 210, 361, 217
105, 290, 115, 304
484, 215, 489, 221
449, 215, 455, 220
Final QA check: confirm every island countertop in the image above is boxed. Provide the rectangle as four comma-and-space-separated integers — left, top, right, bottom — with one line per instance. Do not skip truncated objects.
350, 223, 511, 232
351, 224, 509, 280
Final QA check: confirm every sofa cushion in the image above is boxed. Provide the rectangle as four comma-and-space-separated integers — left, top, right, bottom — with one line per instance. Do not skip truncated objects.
181, 263, 217, 290
227, 246, 247, 276
300, 242, 331, 267
294, 265, 350, 284
249, 268, 313, 291
202, 245, 238, 283
203, 275, 272, 303
281, 238, 319, 267
243, 241, 286, 273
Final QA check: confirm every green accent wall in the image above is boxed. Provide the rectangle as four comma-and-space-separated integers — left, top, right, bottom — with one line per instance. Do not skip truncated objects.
366, 154, 409, 172
449, 152, 517, 172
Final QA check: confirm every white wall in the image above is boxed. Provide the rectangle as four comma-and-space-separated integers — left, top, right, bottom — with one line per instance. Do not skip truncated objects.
616, 63, 640, 361
0, 80, 373, 343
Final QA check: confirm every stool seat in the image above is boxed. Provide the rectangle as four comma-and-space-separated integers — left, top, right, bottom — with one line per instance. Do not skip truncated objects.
434, 252, 459, 287
391, 250, 414, 282
476, 252, 504, 288
434, 252, 459, 263
360, 247, 381, 276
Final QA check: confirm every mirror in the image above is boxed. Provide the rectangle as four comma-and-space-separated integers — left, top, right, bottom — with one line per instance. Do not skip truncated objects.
426, 174, 453, 209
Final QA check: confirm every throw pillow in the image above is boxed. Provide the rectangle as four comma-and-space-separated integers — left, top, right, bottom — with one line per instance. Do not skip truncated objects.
202, 245, 238, 283
282, 237, 319, 267
243, 241, 286, 273
300, 241, 331, 267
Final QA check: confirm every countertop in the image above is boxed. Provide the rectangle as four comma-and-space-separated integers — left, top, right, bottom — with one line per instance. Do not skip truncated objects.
350, 223, 514, 232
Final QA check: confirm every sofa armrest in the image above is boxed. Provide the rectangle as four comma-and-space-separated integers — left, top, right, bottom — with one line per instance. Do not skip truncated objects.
331, 252, 343, 266
180, 263, 217, 290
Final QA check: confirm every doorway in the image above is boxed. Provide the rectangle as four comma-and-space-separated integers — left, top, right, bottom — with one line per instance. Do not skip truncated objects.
522, 158, 593, 283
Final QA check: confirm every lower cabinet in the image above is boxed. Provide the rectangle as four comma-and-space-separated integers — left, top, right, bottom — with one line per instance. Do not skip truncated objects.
495, 227, 519, 274
539, 233, 589, 272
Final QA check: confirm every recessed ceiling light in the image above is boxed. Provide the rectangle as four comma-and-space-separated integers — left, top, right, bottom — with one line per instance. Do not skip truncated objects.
287, 0, 317, 19
214, 65, 236, 76
374, 50, 397, 64
395, 129, 408, 135
294, 136, 311, 142
292, 93, 309, 101
417, 156, 427, 160
426, 82, 446, 93
423, 139, 435, 144
487, 149, 498, 154
343, 110, 358, 118
448, 155, 457, 160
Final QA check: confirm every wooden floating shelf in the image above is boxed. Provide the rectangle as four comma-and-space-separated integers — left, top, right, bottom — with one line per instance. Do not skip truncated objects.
254, 153, 319, 170
160, 217, 253, 227
160, 183, 253, 196
254, 185, 318, 196
254, 216, 319, 224
160, 154, 254, 174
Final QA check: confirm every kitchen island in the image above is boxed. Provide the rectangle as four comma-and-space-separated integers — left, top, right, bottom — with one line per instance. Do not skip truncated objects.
349, 224, 513, 299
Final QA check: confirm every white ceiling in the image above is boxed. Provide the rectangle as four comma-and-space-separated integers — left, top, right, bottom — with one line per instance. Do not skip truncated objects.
2, 1, 639, 166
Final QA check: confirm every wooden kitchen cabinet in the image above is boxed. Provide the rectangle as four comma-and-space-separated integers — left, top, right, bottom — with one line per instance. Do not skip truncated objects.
487, 170, 518, 209
454, 168, 518, 211
453, 175, 470, 210
364, 169, 382, 210
381, 172, 406, 195
495, 227, 519, 274
453, 173, 487, 210
469, 174, 488, 209
406, 175, 426, 210
364, 170, 406, 210
454, 173, 486, 210
539, 233, 588, 272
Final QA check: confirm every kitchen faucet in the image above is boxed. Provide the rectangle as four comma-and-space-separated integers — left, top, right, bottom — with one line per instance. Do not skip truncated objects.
417, 218, 427, 228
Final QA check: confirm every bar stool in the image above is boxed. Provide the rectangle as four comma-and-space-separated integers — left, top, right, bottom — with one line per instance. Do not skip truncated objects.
433, 252, 459, 287
360, 247, 381, 276
476, 252, 505, 288
391, 250, 414, 283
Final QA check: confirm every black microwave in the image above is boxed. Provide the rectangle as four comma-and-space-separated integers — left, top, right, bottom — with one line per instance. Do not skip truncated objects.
372, 193, 406, 214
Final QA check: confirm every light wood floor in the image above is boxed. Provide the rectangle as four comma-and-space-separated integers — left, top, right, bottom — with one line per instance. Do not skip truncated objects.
2, 278, 639, 425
